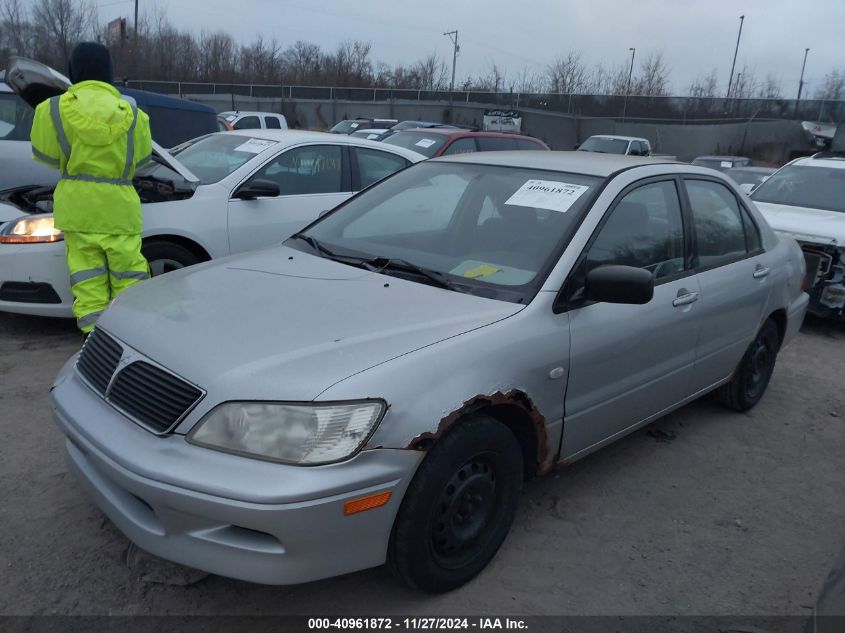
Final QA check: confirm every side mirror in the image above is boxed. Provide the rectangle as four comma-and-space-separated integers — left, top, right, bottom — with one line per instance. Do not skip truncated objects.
573, 143, 581, 150
233, 178, 280, 200
585, 265, 654, 305
738, 183, 755, 195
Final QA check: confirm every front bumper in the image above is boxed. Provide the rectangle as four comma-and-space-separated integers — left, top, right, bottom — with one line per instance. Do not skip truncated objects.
0, 241, 73, 316
51, 361, 422, 585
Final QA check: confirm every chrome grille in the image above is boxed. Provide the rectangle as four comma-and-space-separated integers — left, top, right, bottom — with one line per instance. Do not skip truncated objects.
76, 329, 122, 395
108, 361, 203, 433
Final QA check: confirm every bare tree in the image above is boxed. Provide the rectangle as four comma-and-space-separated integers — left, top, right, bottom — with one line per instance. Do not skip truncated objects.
1, 0, 33, 58
687, 69, 719, 98
729, 64, 757, 99
31, 0, 96, 68
814, 68, 845, 100
414, 53, 447, 91
631, 52, 670, 96
283, 40, 322, 84
546, 50, 588, 94
756, 73, 783, 100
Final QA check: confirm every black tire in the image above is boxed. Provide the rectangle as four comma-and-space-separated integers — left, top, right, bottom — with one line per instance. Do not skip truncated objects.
714, 319, 781, 412
141, 241, 201, 277
387, 415, 523, 593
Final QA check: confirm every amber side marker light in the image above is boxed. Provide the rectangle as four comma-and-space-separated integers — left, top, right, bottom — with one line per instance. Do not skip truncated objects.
344, 491, 392, 516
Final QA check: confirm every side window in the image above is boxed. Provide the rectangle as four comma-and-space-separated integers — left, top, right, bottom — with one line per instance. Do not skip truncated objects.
686, 179, 748, 267
586, 180, 685, 281
354, 148, 409, 189
514, 138, 543, 150
232, 116, 261, 130
250, 145, 342, 195
741, 207, 762, 253
441, 138, 477, 156
477, 137, 517, 152
264, 116, 282, 129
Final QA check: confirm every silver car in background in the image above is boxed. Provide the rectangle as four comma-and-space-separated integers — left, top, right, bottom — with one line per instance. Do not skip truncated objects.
50, 152, 808, 593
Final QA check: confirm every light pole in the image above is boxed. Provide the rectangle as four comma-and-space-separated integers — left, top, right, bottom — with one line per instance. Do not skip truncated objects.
726, 14, 745, 98
622, 47, 635, 121
443, 30, 459, 93
796, 47, 810, 110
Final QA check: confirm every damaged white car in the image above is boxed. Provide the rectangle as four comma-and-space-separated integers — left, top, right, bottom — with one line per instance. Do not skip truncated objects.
751, 153, 845, 319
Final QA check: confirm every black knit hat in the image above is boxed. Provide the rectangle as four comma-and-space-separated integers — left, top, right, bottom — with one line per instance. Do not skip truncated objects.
68, 42, 114, 84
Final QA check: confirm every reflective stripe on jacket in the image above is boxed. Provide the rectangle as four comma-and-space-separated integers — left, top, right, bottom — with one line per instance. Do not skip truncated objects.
30, 80, 153, 235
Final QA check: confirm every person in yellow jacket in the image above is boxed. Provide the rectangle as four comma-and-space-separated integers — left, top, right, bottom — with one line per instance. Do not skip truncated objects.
30, 42, 153, 334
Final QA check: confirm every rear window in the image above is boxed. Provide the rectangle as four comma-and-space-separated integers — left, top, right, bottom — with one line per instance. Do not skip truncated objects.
382, 132, 449, 158
514, 138, 545, 150
145, 106, 219, 148
578, 137, 630, 154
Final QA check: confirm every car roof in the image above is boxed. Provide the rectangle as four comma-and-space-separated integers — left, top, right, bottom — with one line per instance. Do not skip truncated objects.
399, 128, 540, 141
223, 129, 425, 159
726, 166, 776, 173
220, 110, 282, 117
693, 155, 750, 161
588, 135, 648, 142
433, 150, 678, 177
793, 155, 845, 169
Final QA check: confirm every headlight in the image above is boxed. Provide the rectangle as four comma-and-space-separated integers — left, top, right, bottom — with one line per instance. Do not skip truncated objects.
0, 214, 63, 244
187, 400, 386, 465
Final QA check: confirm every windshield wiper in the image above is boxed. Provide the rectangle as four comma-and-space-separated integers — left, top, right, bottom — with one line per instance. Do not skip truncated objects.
376, 258, 458, 291
290, 234, 384, 270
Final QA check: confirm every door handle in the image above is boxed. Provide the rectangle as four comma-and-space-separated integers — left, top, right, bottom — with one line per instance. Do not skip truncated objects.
753, 266, 771, 279
672, 291, 699, 307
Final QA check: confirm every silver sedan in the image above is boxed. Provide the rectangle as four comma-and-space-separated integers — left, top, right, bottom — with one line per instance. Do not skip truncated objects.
51, 151, 808, 593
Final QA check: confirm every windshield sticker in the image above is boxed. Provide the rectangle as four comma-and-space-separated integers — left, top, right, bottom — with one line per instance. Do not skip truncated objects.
462, 263, 502, 279
720, 161, 733, 168
450, 260, 535, 286
350, 122, 360, 128
415, 139, 437, 148
234, 138, 277, 154
505, 180, 590, 213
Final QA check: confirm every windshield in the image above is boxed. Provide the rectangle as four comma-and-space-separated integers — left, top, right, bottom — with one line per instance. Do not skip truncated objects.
136, 134, 275, 185
751, 164, 845, 213
578, 137, 629, 154
290, 162, 602, 303
0, 92, 34, 141
725, 168, 771, 186
382, 131, 449, 158
330, 120, 365, 134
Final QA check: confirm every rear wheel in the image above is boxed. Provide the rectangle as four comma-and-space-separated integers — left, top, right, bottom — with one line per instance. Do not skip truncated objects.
141, 241, 201, 277
387, 415, 523, 593
714, 319, 781, 412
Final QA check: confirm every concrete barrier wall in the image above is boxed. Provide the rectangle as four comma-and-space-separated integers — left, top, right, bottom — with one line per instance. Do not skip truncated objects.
190, 94, 808, 164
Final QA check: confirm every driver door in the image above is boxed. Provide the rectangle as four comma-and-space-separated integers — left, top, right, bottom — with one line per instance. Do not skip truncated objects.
227, 144, 352, 254
562, 178, 703, 460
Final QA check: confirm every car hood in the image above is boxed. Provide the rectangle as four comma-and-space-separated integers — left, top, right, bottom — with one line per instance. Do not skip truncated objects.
98, 246, 523, 401
754, 201, 845, 247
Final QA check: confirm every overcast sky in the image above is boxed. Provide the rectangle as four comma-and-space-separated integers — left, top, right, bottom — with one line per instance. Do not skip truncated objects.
93, 0, 843, 95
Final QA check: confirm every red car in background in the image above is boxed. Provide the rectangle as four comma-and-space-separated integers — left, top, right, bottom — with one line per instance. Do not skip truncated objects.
382, 127, 549, 158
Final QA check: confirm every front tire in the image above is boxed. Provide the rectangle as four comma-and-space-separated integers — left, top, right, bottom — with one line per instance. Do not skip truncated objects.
714, 319, 781, 412
388, 415, 523, 593
141, 241, 201, 277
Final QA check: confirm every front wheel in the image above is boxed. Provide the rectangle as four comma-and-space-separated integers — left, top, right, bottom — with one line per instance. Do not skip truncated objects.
387, 415, 523, 593
141, 241, 201, 277
714, 319, 781, 412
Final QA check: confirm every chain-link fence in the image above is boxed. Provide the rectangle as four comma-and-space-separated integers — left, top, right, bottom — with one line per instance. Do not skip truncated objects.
124, 80, 845, 123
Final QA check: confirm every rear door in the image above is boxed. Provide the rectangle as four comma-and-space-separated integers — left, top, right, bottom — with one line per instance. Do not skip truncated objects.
227, 144, 352, 253
681, 177, 773, 390
563, 177, 702, 458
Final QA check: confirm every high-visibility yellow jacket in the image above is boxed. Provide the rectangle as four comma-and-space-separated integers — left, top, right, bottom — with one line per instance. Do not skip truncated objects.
30, 80, 152, 235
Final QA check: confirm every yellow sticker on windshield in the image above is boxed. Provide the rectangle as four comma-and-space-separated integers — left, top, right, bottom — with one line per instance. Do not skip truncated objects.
463, 263, 502, 279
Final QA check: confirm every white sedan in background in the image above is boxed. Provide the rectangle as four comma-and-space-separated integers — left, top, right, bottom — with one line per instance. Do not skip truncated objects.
0, 129, 424, 317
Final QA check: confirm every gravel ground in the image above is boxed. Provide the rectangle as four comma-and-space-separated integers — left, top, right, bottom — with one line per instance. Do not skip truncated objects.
0, 311, 843, 621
